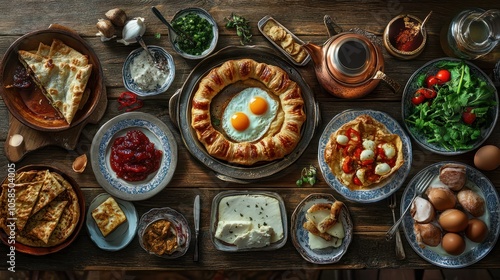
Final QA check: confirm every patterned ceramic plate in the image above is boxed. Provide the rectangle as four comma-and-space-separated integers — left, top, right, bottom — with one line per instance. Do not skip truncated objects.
90, 112, 178, 201
318, 109, 412, 203
402, 57, 498, 155
401, 162, 500, 268
86, 193, 138, 251
291, 193, 352, 264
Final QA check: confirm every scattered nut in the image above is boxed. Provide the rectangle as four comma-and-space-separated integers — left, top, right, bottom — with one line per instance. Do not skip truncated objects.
106, 8, 127, 27
72, 154, 88, 173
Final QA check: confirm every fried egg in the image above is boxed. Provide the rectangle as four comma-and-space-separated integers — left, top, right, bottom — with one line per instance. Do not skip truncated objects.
222, 87, 279, 142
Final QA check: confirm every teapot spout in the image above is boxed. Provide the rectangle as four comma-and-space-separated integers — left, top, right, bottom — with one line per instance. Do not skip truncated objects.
302, 42, 323, 65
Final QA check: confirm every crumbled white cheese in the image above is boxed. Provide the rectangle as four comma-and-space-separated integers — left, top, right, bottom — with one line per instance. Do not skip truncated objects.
129, 50, 169, 91
233, 226, 273, 249
215, 195, 283, 248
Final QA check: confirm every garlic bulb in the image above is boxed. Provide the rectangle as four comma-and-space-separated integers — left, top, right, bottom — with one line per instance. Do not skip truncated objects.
117, 17, 146, 45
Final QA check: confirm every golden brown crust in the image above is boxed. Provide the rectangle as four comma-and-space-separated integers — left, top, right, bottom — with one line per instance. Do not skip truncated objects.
302, 221, 332, 241
324, 115, 404, 190
191, 59, 306, 165
18, 39, 92, 124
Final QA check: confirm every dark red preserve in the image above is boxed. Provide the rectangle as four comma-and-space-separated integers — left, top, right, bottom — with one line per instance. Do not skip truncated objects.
110, 130, 163, 182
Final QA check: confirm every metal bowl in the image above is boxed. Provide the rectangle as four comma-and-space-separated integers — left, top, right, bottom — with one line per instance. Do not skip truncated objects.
0, 27, 104, 131
122, 45, 175, 96
383, 14, 427, 60
169, 7, 218, 60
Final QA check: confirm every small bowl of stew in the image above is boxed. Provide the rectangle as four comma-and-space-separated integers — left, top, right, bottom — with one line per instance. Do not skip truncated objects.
383, 14, 427, 60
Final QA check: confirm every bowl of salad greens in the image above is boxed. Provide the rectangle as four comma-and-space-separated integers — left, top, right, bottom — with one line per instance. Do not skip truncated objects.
169, 7, 218, 60
402, 57, 498, 155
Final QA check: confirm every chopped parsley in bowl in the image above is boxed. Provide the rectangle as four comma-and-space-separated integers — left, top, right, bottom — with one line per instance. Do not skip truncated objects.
169, 8, 218, 59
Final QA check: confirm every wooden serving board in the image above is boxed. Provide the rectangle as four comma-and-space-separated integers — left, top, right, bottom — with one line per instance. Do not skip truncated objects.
4, 87, 107, 162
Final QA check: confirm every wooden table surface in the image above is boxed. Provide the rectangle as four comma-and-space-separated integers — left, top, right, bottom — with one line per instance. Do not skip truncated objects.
0, 0, 499, 271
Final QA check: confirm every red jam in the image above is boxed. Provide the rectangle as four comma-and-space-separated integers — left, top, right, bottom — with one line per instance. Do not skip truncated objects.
110, 130, 163, 182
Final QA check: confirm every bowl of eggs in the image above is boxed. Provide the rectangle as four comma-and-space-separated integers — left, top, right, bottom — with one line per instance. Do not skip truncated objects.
169, 45, 318, 182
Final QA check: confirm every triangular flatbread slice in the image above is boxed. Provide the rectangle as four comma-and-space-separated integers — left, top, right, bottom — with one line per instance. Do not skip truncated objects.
17, 39, 92, 124
26, 200, 68, 244
10, 181, 44, 231
31, 171, 66, 215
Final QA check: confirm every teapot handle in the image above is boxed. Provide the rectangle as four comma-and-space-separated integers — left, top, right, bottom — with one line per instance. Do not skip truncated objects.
374, 70, 401, 94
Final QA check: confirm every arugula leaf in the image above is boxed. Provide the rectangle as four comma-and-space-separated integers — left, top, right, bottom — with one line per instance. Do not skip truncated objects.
406, 60, 497, 151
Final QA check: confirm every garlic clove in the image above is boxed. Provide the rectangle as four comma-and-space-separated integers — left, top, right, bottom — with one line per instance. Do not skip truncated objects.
117, 17, 146, 45
72, 153, 88, 173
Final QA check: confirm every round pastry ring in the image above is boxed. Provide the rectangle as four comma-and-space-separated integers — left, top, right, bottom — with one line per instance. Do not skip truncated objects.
190, 58, 306, 166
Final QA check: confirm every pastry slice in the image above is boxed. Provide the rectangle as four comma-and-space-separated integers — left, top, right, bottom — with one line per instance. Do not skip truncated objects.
17, 39, 92, 124
31, 171, 66, 215
91, 196, 127, 237
26, 200, 68, 244
10, 181, 44, 231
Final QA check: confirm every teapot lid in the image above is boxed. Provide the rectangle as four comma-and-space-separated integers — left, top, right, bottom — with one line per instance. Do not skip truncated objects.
326, 34, 380, 84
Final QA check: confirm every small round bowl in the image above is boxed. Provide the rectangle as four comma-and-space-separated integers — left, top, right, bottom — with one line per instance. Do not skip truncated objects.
122, 45, 175, 96
169, 7, 218, 60
383, 14, 427, 60
137, 207, 191, 259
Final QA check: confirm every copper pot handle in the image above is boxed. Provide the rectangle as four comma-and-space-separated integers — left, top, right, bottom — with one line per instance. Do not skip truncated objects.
373, 70, 401, 94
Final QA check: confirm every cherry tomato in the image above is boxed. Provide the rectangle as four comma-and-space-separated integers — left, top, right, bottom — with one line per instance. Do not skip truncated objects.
412, 91, 426, 105
353, 146, 363, 159
435, 69, 451, 84
426, 75, 439, 88
462, 107, 476, 124
421, 88, 437, 99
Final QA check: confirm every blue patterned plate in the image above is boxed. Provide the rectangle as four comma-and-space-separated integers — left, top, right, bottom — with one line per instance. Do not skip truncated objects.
291, 193, 353, 264
318, 109, 412, 203
90, 112, 178, 201
401, 162, 500, 268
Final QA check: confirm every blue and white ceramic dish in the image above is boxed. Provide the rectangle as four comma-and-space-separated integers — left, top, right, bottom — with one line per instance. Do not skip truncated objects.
122, 45, 175, 96
291, 193, 353, 264
86, 193, 138, 251
90, 112, 178, 201
318, 109, 412, 203
401, 162, 500, 268
402, 57, 498, 155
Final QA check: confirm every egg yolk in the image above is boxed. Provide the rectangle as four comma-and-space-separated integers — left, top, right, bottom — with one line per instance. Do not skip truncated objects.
231, 112, 250, 131
249, 96, 268, 115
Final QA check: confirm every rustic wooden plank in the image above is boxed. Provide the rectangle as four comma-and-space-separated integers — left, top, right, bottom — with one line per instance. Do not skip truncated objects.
0, 0, 499, 272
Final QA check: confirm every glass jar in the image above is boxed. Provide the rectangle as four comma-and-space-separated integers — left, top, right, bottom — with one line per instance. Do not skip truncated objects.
441, 8, 500, 60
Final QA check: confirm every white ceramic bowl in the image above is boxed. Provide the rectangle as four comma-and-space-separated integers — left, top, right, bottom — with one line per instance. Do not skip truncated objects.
122, 45, 175, 96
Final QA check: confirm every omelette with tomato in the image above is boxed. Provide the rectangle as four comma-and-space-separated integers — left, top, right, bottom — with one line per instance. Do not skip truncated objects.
324, 115, 404, 190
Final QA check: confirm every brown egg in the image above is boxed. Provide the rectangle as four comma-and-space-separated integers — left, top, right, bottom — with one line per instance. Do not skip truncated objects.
438, 209, 469, 232
474, 145, 500, 171
442, 232, 466, 255
465, 218, 489, 243
427, 187, 457, 211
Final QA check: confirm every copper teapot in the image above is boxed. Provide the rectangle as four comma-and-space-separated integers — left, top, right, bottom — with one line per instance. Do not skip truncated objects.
303, 16, 400, 98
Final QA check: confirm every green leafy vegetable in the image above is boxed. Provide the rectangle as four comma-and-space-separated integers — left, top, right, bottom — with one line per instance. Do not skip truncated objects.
296, 165, 317, 187
225, 13, 252, 45
172, 12, 214, 55
406, 60, 497, 151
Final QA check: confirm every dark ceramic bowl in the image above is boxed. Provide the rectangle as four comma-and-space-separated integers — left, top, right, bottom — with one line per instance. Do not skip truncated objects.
0, 26, 104, 131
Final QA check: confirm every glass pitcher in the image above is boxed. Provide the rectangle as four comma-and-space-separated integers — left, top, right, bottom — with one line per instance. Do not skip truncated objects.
442, 8, 500, 60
